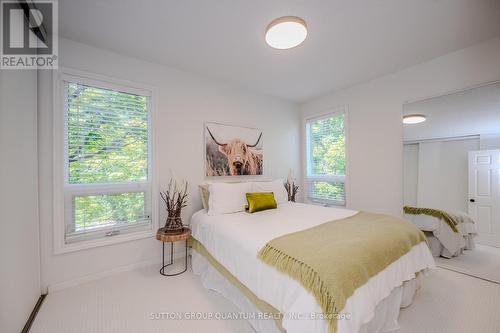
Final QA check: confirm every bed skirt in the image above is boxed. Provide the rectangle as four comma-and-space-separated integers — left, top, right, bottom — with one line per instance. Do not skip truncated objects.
192, 249, 423, 333
426, 234, 476, 258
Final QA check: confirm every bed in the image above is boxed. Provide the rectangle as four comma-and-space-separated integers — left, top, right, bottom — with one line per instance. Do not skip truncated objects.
403, 206, 477, 258
190, 192, 435, 333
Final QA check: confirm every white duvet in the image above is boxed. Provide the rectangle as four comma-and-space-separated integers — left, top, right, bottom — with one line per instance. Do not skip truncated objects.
191, 202, 435, 333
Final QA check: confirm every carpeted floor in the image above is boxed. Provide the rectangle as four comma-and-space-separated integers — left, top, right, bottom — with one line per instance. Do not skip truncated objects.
31, 264, 500, 333
436, 244, 500, 284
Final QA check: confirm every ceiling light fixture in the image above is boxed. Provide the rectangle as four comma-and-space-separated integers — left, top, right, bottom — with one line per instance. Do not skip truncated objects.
265, 16, 307, 49
403, 114, 426, 124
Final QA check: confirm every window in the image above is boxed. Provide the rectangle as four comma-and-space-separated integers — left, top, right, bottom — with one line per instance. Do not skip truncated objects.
305, 111, 347, 205
54, 70, 155, 251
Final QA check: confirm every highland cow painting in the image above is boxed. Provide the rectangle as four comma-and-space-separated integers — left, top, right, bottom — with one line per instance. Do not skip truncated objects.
205, 122, 263, 176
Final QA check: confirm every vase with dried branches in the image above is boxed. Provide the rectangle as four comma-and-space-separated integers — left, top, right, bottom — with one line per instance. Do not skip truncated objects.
160, 179, 188, 235
284, 169, 299, 202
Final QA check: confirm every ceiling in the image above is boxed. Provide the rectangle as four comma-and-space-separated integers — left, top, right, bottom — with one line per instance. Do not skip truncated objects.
59, 0, 500, 103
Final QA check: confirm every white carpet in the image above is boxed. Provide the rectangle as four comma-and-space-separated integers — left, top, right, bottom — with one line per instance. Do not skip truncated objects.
31, 264, 500, 333
436, 244, 500, 284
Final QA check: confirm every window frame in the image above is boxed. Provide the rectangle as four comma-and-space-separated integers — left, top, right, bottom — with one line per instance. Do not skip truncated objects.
53, 68, 158, 254
303, 107, 349, 206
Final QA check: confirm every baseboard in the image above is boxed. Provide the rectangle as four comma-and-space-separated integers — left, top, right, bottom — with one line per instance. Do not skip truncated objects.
48, 249, 190, 293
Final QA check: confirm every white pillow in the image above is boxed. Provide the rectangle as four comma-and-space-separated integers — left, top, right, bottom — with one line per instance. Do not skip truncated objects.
208, 182, 252, 216
252, 179, 288, 204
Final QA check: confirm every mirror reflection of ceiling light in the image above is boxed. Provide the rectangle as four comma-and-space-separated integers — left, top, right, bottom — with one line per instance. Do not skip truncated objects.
265, 16, 307, 49
403, 114, 426, 124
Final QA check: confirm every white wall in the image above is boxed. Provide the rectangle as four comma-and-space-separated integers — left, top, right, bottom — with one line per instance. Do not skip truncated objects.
480, 133, 500, 150
300, 36, 500, 216
38, 38, 300, 290
413, 139, 479, 213
403, 144, 418, 206
0, 70, 41, 332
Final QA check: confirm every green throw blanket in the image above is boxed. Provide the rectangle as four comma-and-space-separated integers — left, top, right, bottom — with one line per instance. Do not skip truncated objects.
403, 206, 461, 233
258, 212, 426, 333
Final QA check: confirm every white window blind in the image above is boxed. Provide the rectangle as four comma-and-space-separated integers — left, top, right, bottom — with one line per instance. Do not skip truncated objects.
63, 80, 152, 243
306, 112, 346, 205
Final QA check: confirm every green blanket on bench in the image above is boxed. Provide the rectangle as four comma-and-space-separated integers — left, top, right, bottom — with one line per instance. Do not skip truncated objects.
403, 206, 463, 233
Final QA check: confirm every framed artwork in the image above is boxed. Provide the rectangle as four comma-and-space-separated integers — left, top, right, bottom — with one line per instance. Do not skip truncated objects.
205, 122, 263, 176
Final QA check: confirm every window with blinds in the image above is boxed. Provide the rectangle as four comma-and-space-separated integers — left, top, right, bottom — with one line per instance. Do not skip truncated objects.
305, 112, 346, 205
63, 80, 152, 243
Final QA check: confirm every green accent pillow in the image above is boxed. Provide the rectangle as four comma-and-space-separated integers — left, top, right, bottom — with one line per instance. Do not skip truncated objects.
245, 192, 277, 214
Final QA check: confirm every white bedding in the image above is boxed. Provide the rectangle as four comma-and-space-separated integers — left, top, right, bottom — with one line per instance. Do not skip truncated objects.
192, 249, 423, 333
191, 202, 435, 333
404, 213, 477, 258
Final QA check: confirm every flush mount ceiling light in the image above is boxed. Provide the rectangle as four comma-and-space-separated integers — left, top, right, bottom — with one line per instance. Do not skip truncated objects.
265, 16, 307, 49
403, 114, 427, 124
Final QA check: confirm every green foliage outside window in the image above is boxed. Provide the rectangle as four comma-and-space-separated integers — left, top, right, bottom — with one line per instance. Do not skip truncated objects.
312, 181, 345, 202
309, 114, 346, 201
66, 83, 149, 231
74, 193, 145, 231
67, 83, 148, 184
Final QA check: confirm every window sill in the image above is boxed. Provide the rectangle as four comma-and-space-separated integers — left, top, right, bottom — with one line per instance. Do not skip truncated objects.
54, 228, 155, 255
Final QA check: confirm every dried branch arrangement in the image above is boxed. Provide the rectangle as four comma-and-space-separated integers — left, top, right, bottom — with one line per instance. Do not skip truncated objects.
284, 169, 299, 202
284, 180, 299, 202
160, 179, 188, 233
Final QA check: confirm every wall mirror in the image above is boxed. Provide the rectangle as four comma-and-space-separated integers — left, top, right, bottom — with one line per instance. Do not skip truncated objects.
403, 81, 500, 283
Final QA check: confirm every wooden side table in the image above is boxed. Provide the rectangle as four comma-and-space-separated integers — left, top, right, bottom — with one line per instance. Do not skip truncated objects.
156, 227, 191, 276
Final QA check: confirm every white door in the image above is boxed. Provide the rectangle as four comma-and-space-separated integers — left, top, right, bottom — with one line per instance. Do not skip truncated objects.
468, 150, 500, 247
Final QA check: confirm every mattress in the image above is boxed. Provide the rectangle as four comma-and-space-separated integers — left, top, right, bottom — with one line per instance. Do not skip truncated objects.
191, 202, 435, 333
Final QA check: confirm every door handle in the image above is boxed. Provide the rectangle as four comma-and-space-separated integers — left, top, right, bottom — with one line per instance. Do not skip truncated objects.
470, 199, 475, 203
